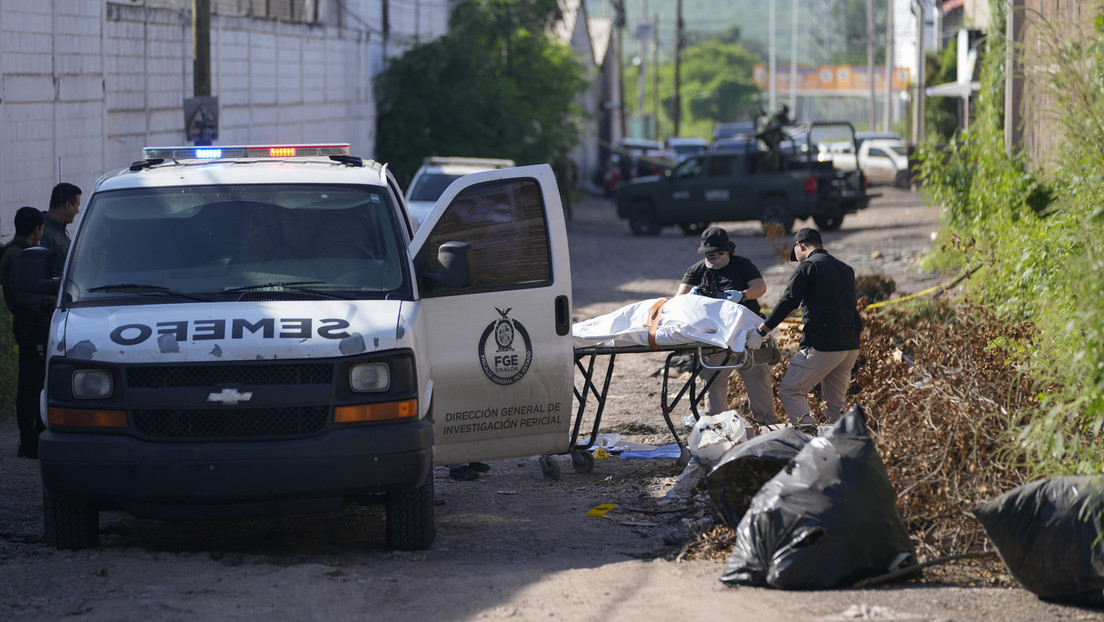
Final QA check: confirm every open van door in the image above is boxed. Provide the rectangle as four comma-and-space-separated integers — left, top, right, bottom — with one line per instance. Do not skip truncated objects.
410, 164, 573, 465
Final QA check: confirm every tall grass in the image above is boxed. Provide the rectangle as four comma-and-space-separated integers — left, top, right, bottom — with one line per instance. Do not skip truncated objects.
918, 1, 1104, 475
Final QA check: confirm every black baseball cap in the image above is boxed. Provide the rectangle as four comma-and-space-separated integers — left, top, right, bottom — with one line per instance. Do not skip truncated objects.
698, 226, 735, 254
789, 227, 822, 262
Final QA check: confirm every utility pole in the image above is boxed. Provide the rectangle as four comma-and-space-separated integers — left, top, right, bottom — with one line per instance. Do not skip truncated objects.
884, 0, 895, 132
769, 0, 776, 114
914, 0, 926, 145
652, 13, 660, 139
193, 0, 210, 99
672, 0, 683, 135
614, 0, 626, 139
188, 0, 216, 146
867, 0, 875, 131
789, 0, 798, 116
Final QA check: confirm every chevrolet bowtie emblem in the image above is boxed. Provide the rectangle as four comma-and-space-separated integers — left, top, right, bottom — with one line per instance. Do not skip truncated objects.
207, 388, 254, 405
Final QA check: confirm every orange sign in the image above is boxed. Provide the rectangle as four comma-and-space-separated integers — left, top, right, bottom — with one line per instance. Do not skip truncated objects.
754, 65, 911, 92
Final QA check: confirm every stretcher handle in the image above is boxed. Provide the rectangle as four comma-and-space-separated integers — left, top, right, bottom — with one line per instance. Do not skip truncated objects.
695, 346, 749, 370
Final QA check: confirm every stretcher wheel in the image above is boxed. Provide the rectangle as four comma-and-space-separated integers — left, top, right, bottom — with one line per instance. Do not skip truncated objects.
571, 448, 595, 473
676, 446, 691, 467
539, 455, 561, 480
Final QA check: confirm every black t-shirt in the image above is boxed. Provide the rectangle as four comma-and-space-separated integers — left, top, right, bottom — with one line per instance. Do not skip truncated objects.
681, 255, 763, 315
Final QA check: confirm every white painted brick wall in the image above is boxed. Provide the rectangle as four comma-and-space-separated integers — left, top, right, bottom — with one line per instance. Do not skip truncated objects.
0, 0, 448, 239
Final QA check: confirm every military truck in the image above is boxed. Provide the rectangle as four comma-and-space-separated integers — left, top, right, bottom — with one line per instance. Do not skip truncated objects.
615, 122, 874, 236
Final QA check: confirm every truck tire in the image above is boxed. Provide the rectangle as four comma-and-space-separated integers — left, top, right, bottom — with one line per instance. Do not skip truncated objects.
628, 201, 662, 236
813, 212, 845, 231
385, 469, 436, 551
43, 491, 99, 550
895, 169, 911, 188
759, 197, 794, 235
678, 221, 710, 236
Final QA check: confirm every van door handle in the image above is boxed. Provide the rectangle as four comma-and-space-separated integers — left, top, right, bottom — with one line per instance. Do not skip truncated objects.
554, 295, 570, 336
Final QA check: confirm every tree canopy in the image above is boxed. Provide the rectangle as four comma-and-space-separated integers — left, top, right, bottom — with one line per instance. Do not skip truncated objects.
375, 0, 589, 186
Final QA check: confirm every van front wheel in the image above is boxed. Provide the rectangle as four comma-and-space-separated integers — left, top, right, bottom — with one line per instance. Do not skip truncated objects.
386, 469, 436, 551
43, 491, 99, 550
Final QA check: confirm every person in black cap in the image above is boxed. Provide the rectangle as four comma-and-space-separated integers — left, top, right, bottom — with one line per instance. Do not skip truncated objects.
756, 228, 862, 429
675, 226, 778, 424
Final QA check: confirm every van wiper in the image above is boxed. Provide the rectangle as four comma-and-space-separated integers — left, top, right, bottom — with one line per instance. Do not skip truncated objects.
222, 281, 352, 299
87, 283, 210, 302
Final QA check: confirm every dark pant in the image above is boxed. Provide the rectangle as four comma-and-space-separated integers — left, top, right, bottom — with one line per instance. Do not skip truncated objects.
13, 318, 47, 448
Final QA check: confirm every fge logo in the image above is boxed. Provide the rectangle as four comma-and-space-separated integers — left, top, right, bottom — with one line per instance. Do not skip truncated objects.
478, 307, 532, 386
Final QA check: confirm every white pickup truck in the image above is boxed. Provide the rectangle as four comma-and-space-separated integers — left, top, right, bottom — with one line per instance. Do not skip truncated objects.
19, 144, 574, 551
826, 138, 911, 188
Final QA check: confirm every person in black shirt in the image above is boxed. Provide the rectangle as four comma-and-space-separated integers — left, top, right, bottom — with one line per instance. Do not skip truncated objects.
677, 227, 777, 424
1, 207, 55, 458
756, 228, 862, 428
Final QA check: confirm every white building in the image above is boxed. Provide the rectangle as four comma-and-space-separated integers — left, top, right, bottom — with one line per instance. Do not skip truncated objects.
0, 0, 448, 235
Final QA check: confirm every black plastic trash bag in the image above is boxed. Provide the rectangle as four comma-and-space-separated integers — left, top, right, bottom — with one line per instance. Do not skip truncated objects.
706, 427, 809, 529
972, 476, 1104, 607
720, 405, 916, 589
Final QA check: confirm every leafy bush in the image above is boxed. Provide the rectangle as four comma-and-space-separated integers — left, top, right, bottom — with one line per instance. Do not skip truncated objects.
917, 2, 1104, 475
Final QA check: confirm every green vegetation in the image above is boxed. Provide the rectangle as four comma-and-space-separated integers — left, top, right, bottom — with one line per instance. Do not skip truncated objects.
917, 2, 1104, 475
374, 0, 589, 187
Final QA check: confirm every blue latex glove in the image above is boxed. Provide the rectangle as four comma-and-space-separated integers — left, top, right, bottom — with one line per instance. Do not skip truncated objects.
723, 289, 744, 303
689, 286, 702, 296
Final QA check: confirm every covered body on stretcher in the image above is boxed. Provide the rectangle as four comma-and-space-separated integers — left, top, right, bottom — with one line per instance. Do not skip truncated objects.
572, 294, 770, 362
564, 296, 781, 469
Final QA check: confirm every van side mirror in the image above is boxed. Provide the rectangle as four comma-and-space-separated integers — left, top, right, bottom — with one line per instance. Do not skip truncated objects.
423, 241, 473, 292
16, 247, 59, 296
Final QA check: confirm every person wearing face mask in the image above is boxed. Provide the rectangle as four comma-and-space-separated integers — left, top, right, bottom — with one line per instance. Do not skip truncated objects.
675, 226, 777, 424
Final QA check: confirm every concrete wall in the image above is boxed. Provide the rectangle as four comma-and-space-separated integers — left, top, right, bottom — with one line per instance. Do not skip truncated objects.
0, 0, 447, 239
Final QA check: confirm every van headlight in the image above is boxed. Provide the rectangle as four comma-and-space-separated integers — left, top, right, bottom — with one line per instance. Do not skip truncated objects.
350, 363, 390, 393
72, 369, 113, 399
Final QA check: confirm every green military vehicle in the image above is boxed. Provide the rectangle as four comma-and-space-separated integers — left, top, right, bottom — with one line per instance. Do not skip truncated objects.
615, 122, 874, 236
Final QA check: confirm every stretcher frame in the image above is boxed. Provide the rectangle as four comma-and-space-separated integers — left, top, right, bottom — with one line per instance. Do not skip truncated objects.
539, 343, 749, 478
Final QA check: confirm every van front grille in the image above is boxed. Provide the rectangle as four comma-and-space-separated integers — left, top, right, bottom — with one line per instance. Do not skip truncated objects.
132, 406, 329, 439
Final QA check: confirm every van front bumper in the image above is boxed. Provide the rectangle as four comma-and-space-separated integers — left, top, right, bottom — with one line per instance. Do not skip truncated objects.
39, 419, 433, 515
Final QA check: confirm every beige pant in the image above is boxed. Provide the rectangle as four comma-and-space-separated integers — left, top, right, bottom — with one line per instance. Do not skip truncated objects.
702, 352, 778, 424
779, 347, 860, 424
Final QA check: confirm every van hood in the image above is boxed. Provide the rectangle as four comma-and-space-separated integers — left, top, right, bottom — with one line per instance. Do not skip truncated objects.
56, 300, 410, 363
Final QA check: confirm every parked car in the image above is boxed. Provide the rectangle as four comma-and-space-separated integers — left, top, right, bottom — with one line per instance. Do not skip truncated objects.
831, 138, 911, 188
854, 131, 904, 149
405, 157, 516, 230
664, 137, 710, 162
602, 139, 673, 197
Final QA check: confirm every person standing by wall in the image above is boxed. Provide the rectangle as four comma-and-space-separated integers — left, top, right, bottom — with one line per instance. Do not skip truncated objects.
41, 182, 82, 277
676, 226, 777, 424
1, 207, 55, 458
756, 228, 862, 430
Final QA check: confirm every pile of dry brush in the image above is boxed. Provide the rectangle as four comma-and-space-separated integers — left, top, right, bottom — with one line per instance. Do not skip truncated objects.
691, 296, 1043, 585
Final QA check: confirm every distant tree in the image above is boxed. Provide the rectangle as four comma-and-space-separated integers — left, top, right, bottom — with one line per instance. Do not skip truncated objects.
375, 0, 589, 186
664, 29, 760, 125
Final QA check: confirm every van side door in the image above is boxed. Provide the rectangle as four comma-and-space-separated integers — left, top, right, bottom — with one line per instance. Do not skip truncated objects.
410, 164, 573, 465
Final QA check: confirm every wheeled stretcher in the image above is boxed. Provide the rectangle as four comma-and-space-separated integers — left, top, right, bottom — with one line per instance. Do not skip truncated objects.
537, 295, 780, 479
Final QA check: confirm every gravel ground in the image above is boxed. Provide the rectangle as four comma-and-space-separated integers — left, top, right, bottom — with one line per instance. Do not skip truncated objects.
0, 187, 1097, 621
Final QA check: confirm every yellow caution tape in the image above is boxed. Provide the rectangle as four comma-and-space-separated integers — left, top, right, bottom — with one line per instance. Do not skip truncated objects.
587, 504, 619, 517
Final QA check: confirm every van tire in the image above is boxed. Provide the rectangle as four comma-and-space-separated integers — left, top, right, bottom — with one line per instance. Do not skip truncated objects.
43, 491, 99, 550
759, 196, 793, 235
628, 201, 662, 236
386, 469, 436, 551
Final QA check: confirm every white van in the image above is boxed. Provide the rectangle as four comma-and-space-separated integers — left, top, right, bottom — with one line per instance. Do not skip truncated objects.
19, 144, 573, 551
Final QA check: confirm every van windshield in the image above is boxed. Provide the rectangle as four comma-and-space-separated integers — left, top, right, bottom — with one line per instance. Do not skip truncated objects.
64, 184, 411, 305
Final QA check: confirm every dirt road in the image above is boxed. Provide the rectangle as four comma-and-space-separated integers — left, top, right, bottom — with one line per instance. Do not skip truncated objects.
0, 189, 1090, 621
